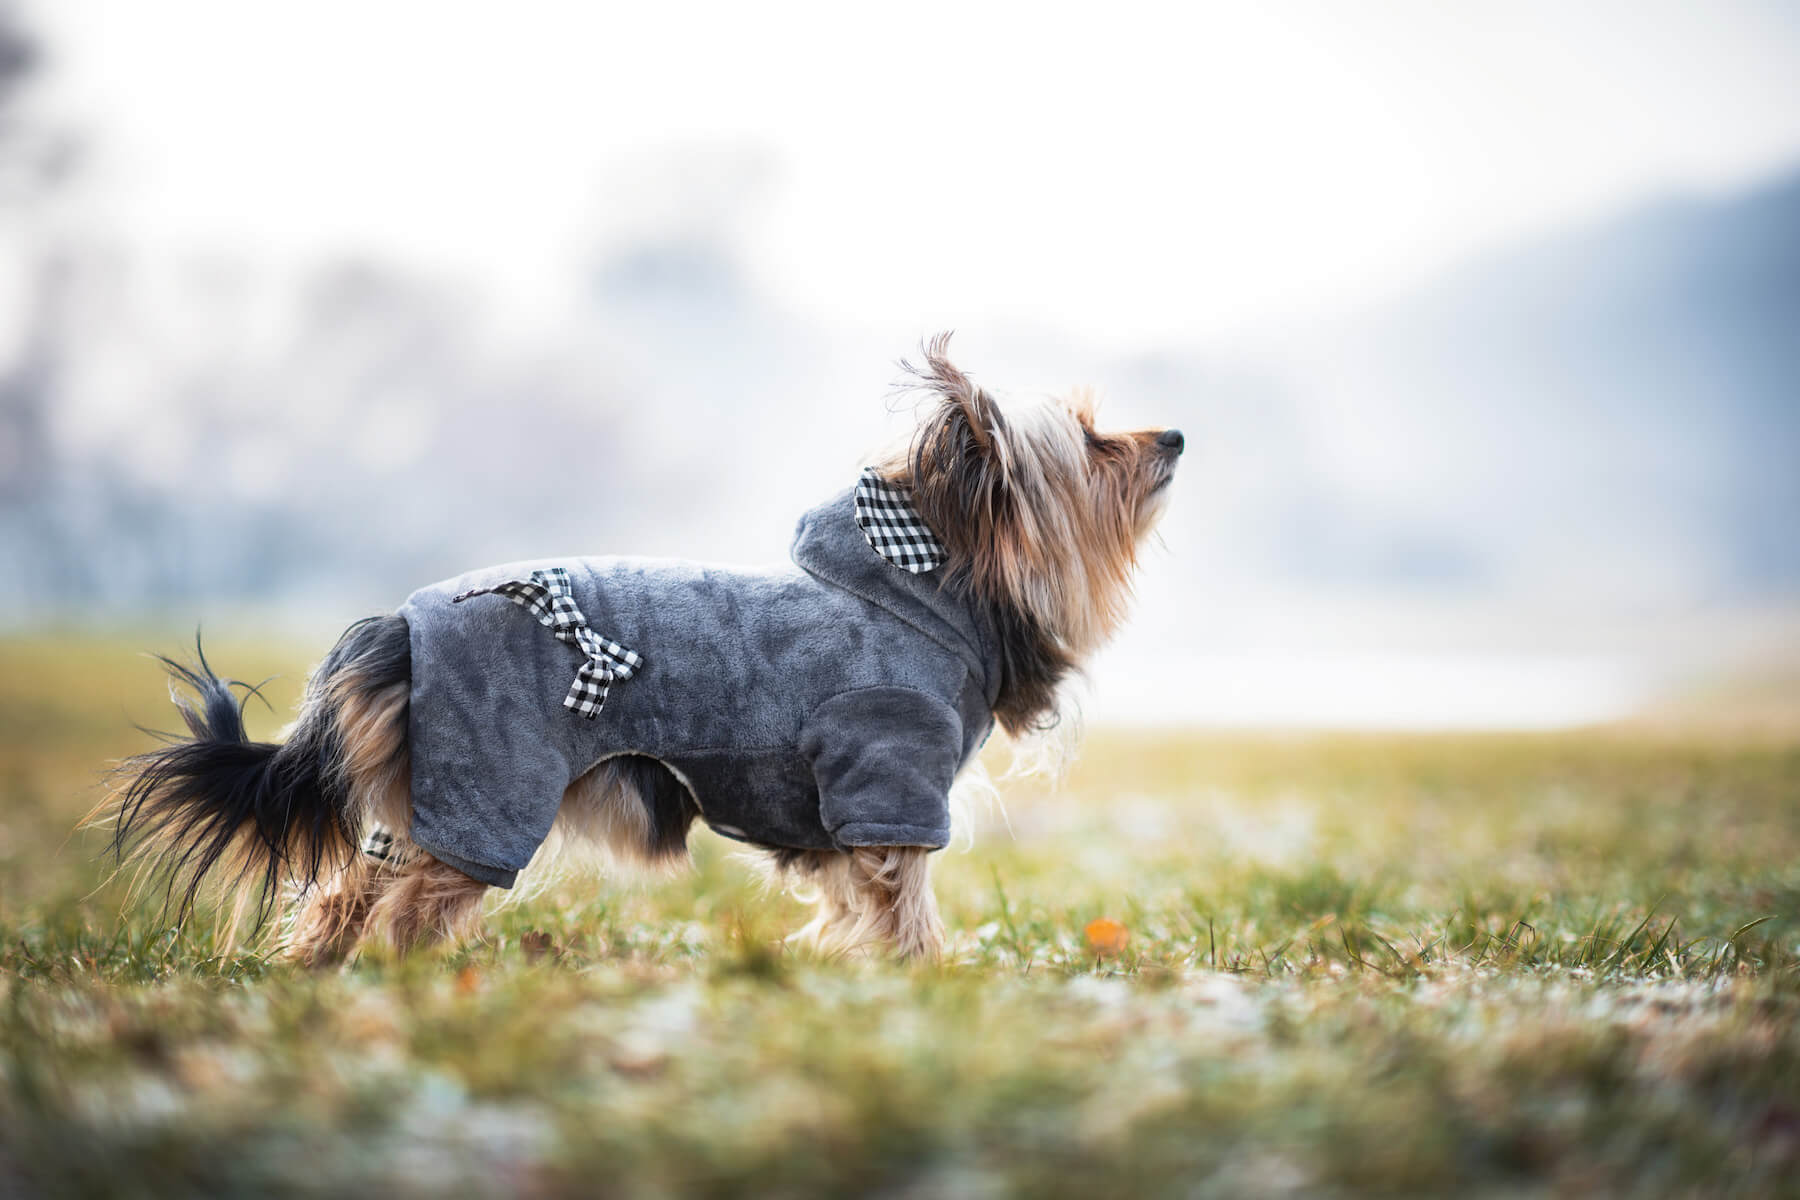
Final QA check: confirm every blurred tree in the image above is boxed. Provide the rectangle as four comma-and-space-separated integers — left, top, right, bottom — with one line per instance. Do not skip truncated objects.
0, 1, 84, 620
0, 4, 30, 101
0, 1, 54, 505
0, 1, 78, 206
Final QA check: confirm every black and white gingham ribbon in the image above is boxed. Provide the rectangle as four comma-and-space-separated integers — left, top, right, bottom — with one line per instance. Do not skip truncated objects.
854, 468, 946, 574
452, 567, 643, 719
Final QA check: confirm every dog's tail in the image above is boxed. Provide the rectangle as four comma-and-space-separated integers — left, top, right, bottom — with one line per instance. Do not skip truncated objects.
98, 615, 412, 933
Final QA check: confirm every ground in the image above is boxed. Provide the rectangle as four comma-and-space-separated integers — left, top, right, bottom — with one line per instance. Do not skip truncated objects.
2, 637, 1797, 1197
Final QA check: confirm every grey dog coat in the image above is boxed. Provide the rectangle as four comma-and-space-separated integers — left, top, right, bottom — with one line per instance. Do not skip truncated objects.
397, 481, 999, 887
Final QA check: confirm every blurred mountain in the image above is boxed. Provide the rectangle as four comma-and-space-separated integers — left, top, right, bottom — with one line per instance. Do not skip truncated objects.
1127, 164, 1800, 633
1338, 164, 1800, 600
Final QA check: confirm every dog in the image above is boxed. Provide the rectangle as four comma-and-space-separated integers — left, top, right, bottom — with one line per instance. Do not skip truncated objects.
101, 334, 1183, 962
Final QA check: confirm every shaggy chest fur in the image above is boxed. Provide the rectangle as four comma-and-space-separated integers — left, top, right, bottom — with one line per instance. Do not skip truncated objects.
398, 487, 999, 887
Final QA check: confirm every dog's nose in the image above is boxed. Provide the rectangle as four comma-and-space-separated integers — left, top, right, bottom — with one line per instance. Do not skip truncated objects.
1156, 428, 1185, 455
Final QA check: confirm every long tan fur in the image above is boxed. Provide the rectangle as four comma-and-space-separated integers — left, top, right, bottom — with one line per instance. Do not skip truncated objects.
286, 736, 679, 963
358, 855, 490, 956
286, 856, 387, 966
330, 677, 412, 834
781, 846, 944, 960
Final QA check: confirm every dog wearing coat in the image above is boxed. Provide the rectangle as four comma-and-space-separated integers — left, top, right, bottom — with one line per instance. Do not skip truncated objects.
103, 335, 1184, 962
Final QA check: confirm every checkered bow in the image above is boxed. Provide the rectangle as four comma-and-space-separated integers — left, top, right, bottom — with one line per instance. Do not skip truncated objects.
854, 468, 946, 574
452, 567, 643, 719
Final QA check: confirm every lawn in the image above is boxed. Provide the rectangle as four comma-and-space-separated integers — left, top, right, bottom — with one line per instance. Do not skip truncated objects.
2, 636, 1798, 1197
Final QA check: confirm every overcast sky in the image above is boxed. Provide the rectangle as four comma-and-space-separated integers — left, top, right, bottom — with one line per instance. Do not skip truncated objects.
33, 0, 1800, 349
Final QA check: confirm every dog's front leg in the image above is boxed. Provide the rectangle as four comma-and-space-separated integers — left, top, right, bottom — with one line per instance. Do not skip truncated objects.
850, 845, 944, 960
799, 690, 960, 959
788, 845, 946, 960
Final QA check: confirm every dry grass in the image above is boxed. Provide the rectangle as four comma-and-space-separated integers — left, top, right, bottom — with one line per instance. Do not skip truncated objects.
3, 635, 1798, 1196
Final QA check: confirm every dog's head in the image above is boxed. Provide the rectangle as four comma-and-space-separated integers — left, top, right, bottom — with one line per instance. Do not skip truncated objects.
878, 334, 1182, 729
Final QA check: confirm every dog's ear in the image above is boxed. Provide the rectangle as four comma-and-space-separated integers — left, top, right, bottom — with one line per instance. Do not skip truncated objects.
899, 332, 1012, 573
900, 331, 1006, 455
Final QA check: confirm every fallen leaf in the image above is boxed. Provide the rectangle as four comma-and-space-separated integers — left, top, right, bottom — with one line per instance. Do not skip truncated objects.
1085, 918, 1130, 957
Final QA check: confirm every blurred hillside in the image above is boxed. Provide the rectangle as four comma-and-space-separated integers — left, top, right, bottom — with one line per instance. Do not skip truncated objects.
1139, 166, 1800, 622
1088, 168, 1800, 724
1295, 169, 1800, 602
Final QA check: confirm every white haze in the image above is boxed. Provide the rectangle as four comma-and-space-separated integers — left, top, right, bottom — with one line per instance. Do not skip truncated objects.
3, 0, 1798, 728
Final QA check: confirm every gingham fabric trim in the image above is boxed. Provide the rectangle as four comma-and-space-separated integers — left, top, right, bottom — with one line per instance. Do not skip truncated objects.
361, 826, 396, 861
853, 468, 946, 574
452, 567, 643, 719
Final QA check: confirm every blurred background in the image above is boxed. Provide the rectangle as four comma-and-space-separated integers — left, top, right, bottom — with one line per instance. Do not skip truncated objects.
1, 0, 1796, 729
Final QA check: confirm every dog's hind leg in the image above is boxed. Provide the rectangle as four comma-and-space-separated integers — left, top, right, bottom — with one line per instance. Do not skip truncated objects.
355, 854, 491, 956
286, 856, 385, 966
282, 664, 417, 966
787, 846, 944, 960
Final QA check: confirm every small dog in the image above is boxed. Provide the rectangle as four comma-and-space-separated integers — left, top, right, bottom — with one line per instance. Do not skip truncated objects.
103, 335, 1183, 962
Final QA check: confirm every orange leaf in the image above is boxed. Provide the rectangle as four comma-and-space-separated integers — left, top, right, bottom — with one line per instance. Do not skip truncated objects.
1084, 917, 1130, 957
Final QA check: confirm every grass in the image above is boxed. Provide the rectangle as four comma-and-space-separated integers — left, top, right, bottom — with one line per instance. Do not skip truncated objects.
3, 635, 1799, 1196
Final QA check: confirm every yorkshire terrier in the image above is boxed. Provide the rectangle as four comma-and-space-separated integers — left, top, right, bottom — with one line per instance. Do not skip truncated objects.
102, 335, 1183, 962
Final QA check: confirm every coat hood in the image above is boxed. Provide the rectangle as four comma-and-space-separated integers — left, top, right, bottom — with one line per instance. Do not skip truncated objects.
790, 485, 999, 708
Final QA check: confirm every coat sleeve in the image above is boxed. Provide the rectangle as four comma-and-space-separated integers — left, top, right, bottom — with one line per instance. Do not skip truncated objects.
798, 687, 962, 849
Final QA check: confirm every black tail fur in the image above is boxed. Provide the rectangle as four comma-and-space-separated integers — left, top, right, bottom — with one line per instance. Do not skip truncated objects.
106, 616, 411, 928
